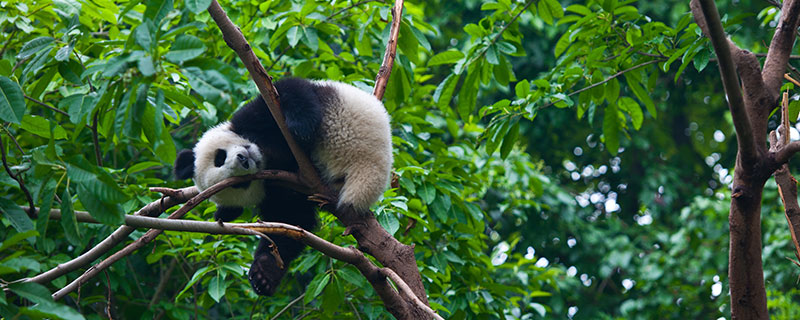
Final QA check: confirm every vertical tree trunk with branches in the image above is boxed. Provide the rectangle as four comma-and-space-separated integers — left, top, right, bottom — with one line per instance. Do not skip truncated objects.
690, 0, 800, 318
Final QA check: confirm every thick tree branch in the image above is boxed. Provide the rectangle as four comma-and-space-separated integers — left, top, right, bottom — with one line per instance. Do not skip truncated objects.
763, 0, 800, 94
207, 0, 323, 191
770, 127, 800, 265
372, 0, 404, 100
691, 0, 758, 166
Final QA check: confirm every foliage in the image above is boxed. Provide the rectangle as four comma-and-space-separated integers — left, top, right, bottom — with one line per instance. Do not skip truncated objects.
2, 0, 800, 319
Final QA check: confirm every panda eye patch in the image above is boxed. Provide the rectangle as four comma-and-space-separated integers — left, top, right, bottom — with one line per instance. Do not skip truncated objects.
214, 149, 227, 167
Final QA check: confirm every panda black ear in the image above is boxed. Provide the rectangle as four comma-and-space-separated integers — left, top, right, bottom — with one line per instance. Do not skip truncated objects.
174, 149, 196, 180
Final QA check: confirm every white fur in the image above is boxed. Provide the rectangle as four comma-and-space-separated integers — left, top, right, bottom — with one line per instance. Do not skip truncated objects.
312, 81, 393, 211
193, 123, 265, 207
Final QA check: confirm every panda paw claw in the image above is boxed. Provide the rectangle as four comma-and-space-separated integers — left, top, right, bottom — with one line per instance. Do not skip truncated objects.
308, 193, 335, 207
249, 253, 286, 296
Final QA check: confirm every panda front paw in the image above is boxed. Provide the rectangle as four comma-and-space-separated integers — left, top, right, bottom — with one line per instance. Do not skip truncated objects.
308, 193, 336, 208
248, 254, 286, 296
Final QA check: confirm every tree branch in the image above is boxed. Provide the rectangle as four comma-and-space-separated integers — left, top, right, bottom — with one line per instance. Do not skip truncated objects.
0, 133, 36, 219
691, 0, 758, 166
206, 0, 323, 190
763, 0, 800, 94
206, 2, 429, 318
40, 209, 442, 320
372, 0, 404, 100
541, 58, 665, 109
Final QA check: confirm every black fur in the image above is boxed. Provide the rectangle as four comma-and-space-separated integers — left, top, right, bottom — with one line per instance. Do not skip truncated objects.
174, 149, 195, 180
175, 78, 329, 296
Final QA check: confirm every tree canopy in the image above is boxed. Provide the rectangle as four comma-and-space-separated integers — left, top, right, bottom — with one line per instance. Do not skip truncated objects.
1, 0, 800, 319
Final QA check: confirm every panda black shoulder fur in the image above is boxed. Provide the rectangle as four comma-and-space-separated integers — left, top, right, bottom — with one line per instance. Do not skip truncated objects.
173, 78, 392, 295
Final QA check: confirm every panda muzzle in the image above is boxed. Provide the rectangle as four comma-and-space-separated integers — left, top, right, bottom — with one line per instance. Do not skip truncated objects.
237, 153, 250, 169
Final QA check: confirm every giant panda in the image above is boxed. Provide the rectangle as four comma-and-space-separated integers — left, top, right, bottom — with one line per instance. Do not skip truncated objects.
173, 78, 393, 295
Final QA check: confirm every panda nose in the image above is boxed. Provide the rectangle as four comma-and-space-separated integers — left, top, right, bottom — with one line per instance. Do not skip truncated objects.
237, 154, 249, 169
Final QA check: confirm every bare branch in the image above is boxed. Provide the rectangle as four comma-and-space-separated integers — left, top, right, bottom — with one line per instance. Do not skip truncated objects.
0, 133, 36, 219
763, 0, 800, 94
25, 187, 197, 284
541, 58, 665, 109
372, 0, 404, 100
24, 94, 69, 116
691, 0, 758, 166
381, 268, 444, 320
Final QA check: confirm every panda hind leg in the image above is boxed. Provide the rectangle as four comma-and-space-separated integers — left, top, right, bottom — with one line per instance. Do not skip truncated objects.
249, 235, 307, 296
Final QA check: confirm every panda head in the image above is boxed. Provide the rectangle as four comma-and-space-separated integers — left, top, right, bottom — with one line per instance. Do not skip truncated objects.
175, 123, 266, 206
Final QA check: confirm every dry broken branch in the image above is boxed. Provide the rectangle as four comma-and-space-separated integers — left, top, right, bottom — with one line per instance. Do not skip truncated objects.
372, 0, 404, 100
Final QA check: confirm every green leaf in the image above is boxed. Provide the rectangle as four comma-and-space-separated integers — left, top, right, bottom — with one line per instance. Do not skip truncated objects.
17, 37, 54, 59
515, 79, 530, 98
398, 20, 420, 64
428, 50, 464, 67
302, 27, 319, 51
304, 272, 331, 304
177, 265, 212, 300
377, 211, 400, 235
20, 115, 67, 139
134, 20, 155, 51
8, 282, 53, 304
603, 103, 620, 155
287, 26, 302, 48
0, 197, 33, 233
0, 76, 26, 124
138, 55, 156, 76
499, 121, 520, 158
0, 230, 38, 252
538, 0, 553, 25
208, 272, 228, 302
605, 78, 620, 104
433, 74, 458, 110
618, 97, 643, 130
789, 99, 800, 123
60, 188, 82, 246
419, 180, 436, 205
457, 62, 481, 120
165, 35, 206, 63
321, 276, 345, 312
144, 0, 173, 23
185, 0, 211, 13
624, 74, 656, 118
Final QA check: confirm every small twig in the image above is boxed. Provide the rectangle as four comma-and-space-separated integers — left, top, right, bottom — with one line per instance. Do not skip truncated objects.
148, 258, 177, 309
372, 0, 404, 100
104, 270, 113, 319
785, 73, 800, 87
327, 0, 382, 21
0, 133, 36, 219
24, 94, 70, 116
540, 58, 665, 109
0, 29, 18, 58
91, 110, 102, 166
270, 292, 306, 320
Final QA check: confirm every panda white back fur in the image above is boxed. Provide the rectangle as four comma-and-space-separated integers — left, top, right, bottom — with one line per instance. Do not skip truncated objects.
174, 78, 392, 296
310, 80, 392, 211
